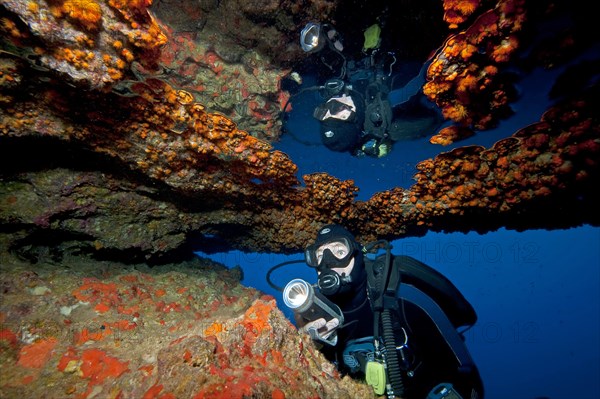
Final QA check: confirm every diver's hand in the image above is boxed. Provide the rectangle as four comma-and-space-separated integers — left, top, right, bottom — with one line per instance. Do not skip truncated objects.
301, 317, 340, 335
300, 317, 340, 344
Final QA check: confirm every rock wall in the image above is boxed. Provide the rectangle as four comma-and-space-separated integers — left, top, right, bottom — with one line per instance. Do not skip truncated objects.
0, 248, 375, 398
0, 1, 598, 397
1, 0, 598, 257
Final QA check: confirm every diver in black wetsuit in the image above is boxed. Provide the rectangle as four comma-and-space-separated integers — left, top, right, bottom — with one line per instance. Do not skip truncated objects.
295, 22, 444, 158
285, 224, 485, 399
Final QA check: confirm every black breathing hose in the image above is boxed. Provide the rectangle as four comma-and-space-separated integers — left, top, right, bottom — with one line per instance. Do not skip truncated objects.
382, 309, 405, 397
367, 240, 404, 397
265, 259, 305, 292
279, 85, 322, 121
278, 85, 327, 147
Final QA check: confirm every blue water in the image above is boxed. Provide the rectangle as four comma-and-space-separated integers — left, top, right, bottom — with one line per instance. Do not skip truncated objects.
198, 227, 600, 399
197, 49, 600, 398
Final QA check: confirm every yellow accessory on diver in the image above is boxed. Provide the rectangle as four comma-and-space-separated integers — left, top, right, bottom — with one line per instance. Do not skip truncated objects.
365, 360, 387, 395
377, 142, 389, 158
363, 24, 381, 51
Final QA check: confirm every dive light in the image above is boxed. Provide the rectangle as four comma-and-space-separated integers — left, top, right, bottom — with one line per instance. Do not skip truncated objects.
283, 278, 344, 345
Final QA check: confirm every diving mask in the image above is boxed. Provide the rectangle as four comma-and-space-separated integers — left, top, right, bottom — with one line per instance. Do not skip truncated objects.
306, 239, 356, 296
305, 238, 355, 269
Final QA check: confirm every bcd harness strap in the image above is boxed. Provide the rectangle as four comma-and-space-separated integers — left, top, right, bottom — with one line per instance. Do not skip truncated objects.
362, 242, 476, 398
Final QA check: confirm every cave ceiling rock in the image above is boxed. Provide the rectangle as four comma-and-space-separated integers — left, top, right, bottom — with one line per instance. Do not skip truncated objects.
0, 0, 598, 261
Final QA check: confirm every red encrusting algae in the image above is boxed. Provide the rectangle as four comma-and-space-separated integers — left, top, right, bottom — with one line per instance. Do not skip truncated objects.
17, 338, 58, 369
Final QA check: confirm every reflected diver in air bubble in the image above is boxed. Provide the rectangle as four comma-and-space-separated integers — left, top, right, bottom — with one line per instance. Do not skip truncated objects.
267, 224, 484, 399
282, 21, 444, 158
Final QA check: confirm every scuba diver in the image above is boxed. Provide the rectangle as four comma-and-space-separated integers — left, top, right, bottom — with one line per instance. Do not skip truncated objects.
268, 224, 484, 398
288, 22, 444, 157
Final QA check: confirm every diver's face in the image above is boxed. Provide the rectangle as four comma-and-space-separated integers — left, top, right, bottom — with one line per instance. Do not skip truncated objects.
314, 240, 350, 263
315, 240, 355, 276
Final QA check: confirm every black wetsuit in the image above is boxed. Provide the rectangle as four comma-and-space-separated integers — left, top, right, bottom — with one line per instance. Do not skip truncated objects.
321, 255, 485, 399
